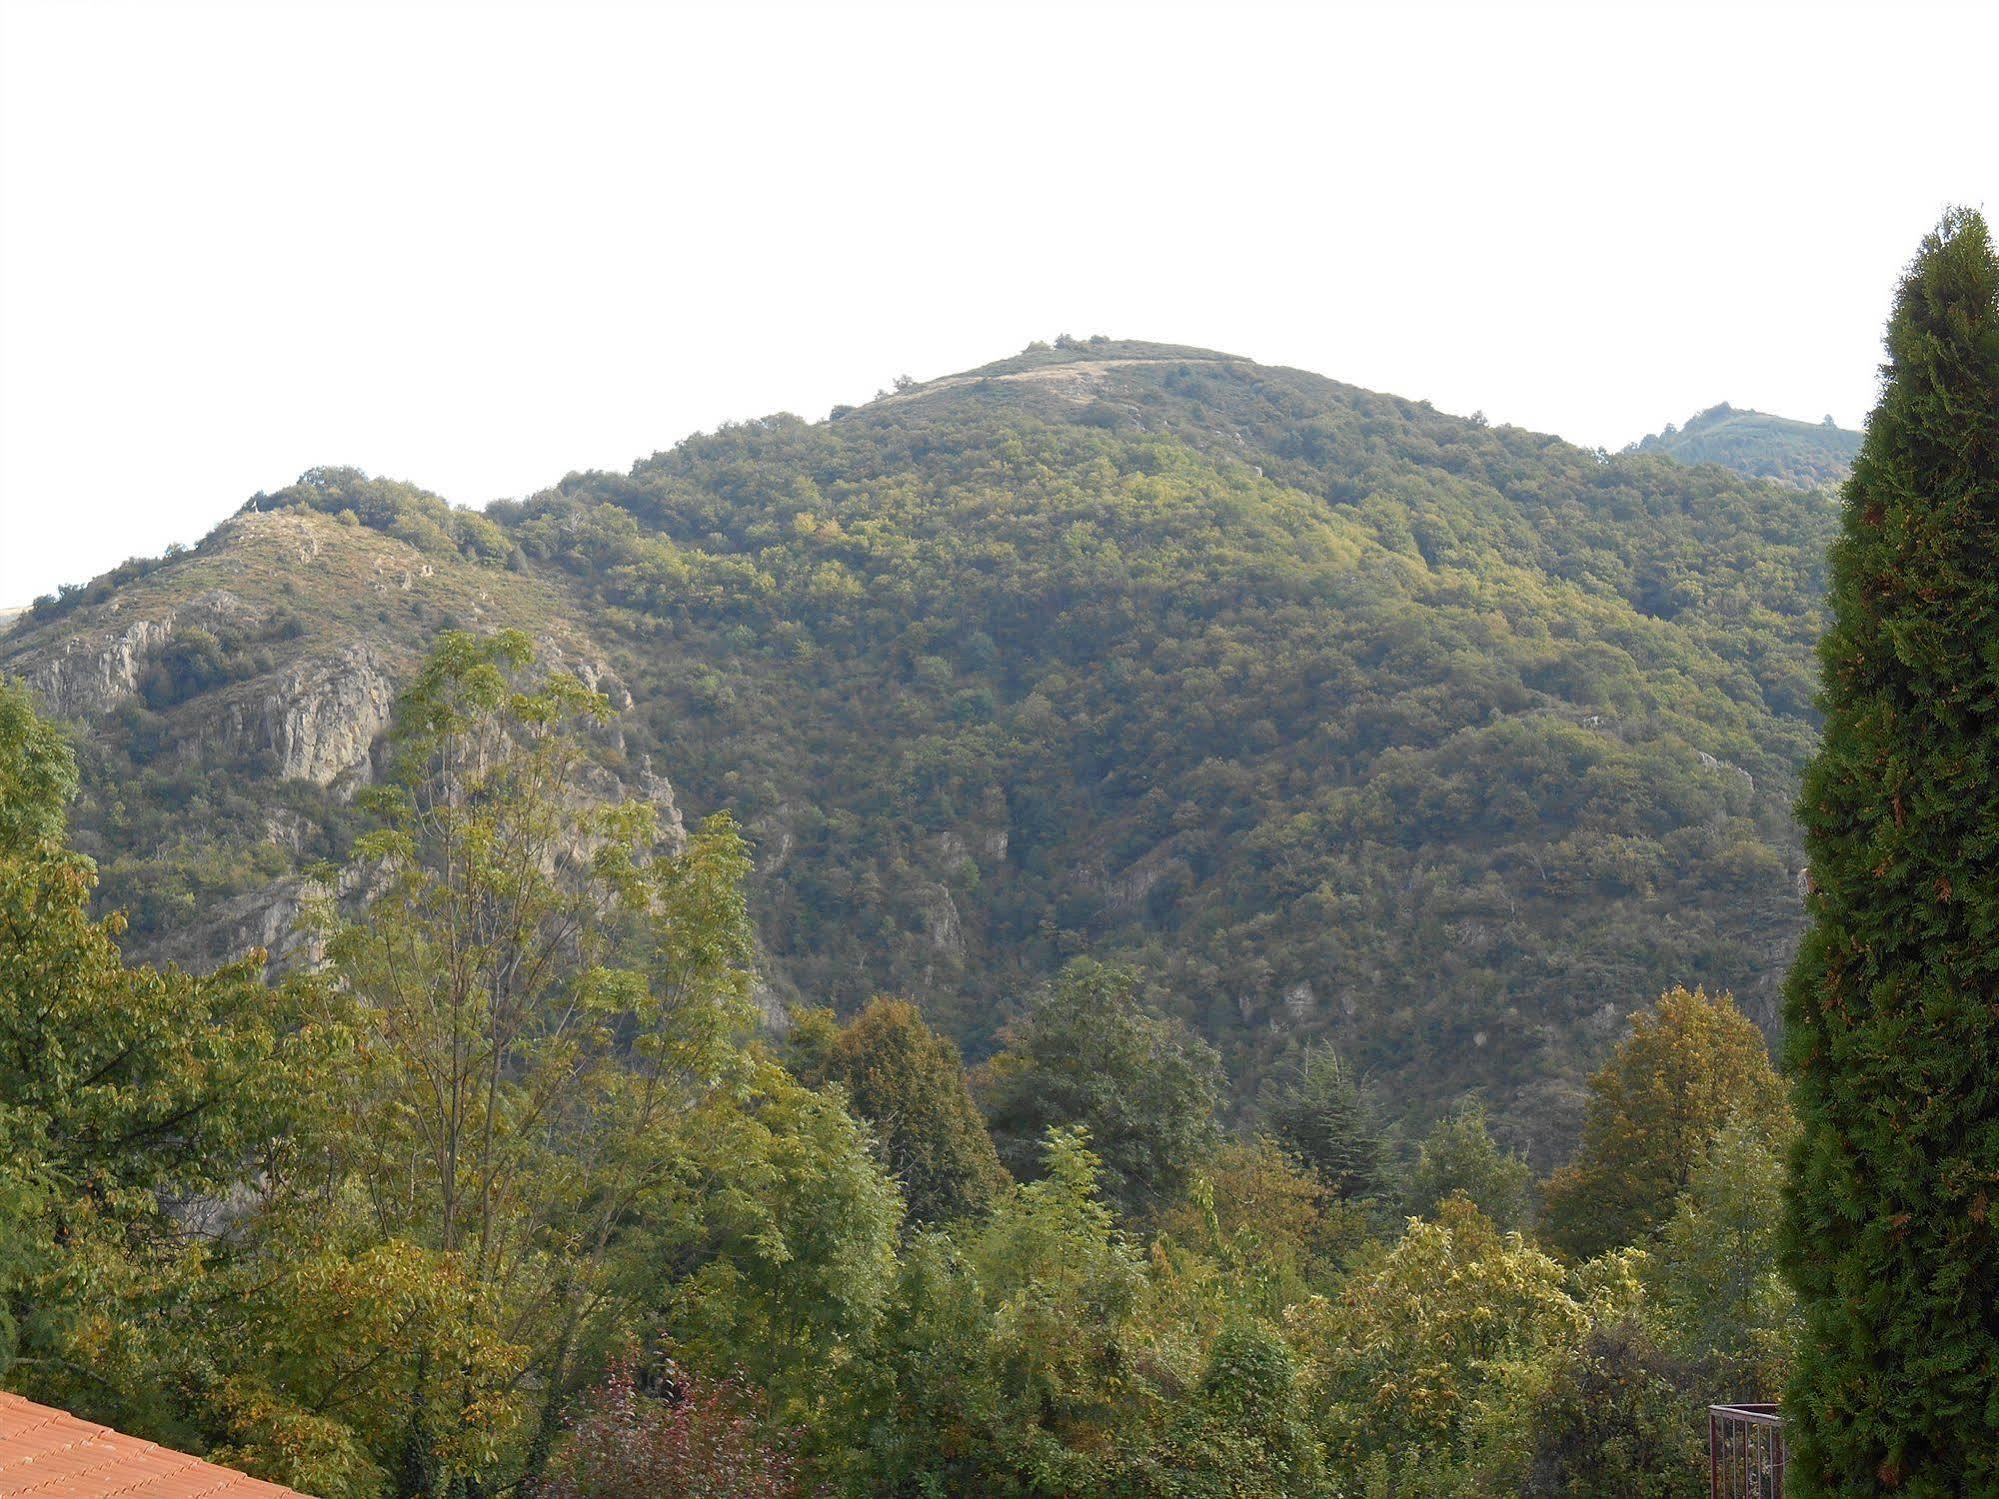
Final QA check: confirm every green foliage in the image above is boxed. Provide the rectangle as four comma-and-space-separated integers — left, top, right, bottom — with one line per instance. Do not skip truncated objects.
155, 630, 807, 1496
1408, 1100, 1535, 1233
482, 346, 1836, 1158
1645, 1111, 1798, 1398
980, 960, 1222, 1216
1263, 1042, 1386, 1202
4, 342, 1842, 1162
655, 1062, 904, 1416
25, 551, 178, 625
0, 644, 895, 1491
254, 465, 514, 563
960, 1129, 1150, 1488
0, 639, 1823, 1496
851, 1127, 1155, 1496
0, 335, 1885, 1492
1522, 1320, 1704, 1498
800, 996, 1007, 1225
1135, 1320, 1326, 1498
1154, 1135, 1334, 1293
2, 479, 575, 962
1782, 207, 1999, 1496
1291, 1195, 1585, 1474
0, 683, 316, 1451
1541, 985, 1786, 1260
138, 625, 233, 709
284, 631, 771, 1489
0, 678, 75, 850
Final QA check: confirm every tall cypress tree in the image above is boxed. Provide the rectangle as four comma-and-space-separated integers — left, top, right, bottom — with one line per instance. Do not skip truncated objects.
1782, 208, 1999, 1494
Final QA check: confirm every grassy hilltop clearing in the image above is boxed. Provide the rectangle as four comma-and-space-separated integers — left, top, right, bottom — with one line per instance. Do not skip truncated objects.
2, 338, 1839, 1160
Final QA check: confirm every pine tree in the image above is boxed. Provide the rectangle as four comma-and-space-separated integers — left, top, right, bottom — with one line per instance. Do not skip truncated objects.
1263, 1042, 1385, 1202
1782, 208, 1999, 1494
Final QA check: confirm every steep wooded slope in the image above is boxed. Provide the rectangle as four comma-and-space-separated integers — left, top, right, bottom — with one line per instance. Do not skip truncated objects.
2, 342, 1837, 1158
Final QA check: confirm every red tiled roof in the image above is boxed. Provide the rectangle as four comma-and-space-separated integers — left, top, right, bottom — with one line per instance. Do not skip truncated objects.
0, 1390, 312, 1497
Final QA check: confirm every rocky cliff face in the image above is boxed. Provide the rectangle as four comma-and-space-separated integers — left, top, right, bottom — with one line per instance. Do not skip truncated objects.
30, 612, 178, 717
0, 507, 693, 982
213, 642, 398, 788
23, 589, 249, 719
146, 873, 334, 978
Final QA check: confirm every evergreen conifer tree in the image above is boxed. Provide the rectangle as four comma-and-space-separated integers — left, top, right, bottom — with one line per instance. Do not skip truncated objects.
1263, 1042, 1385, 1202
1782, 207, 1999, 1494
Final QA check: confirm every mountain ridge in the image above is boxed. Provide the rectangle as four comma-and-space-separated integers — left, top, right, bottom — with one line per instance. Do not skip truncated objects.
1, 340, 1838, 1160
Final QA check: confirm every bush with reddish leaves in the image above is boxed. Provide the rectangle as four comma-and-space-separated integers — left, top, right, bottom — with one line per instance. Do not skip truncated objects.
537, 1354, 803, 1499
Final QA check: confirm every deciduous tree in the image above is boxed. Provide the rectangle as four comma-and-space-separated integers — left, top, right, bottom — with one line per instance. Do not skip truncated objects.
981, 960, 1221, 1216
0, 680, 307, 1443
1541, 985, 1785, 1260
267, 631, 767, 1492
801, 996, 1006, 1225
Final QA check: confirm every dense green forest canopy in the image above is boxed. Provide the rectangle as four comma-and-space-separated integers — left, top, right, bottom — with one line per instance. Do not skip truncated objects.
1626, 402, 1863, 490
0, 340, 1836, 1159
0, 653, 1804, 1498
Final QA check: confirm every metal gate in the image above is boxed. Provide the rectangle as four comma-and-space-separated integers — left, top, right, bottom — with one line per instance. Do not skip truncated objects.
1709, 1404, 1785, 1498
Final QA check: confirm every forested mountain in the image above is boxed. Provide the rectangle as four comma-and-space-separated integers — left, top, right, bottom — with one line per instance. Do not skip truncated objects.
0, 338, 1837, 1160
1626, 401, 1863, 489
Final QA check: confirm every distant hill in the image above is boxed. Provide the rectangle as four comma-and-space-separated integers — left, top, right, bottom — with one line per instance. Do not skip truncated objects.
0, 606, 22, 636
0, 339, 1838, 1161
1627, 402, 1862, 489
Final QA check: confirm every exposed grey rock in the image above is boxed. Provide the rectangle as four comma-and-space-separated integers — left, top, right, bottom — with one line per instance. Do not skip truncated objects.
917, 881, 964, 955
27, 614, 176, 717
254, 642, 397, 786
750, 975, 791, 1032
10, 589, 249, 720
933, 826, 1009, 876
1099, 839, 1181, 913
262, 808, 317, 852
571, 753, 684, 857
751, 801, 800, 873
148, 873, 328, 977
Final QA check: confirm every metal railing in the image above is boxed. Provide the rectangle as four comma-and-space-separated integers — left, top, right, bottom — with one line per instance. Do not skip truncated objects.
1709, 1404, 1785, 1498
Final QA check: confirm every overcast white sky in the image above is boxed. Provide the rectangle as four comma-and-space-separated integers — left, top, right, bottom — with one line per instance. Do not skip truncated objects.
2, 0, 1995, 606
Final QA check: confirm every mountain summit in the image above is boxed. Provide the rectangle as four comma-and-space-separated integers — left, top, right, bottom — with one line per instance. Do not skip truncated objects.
1627, 401, 1863, 489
